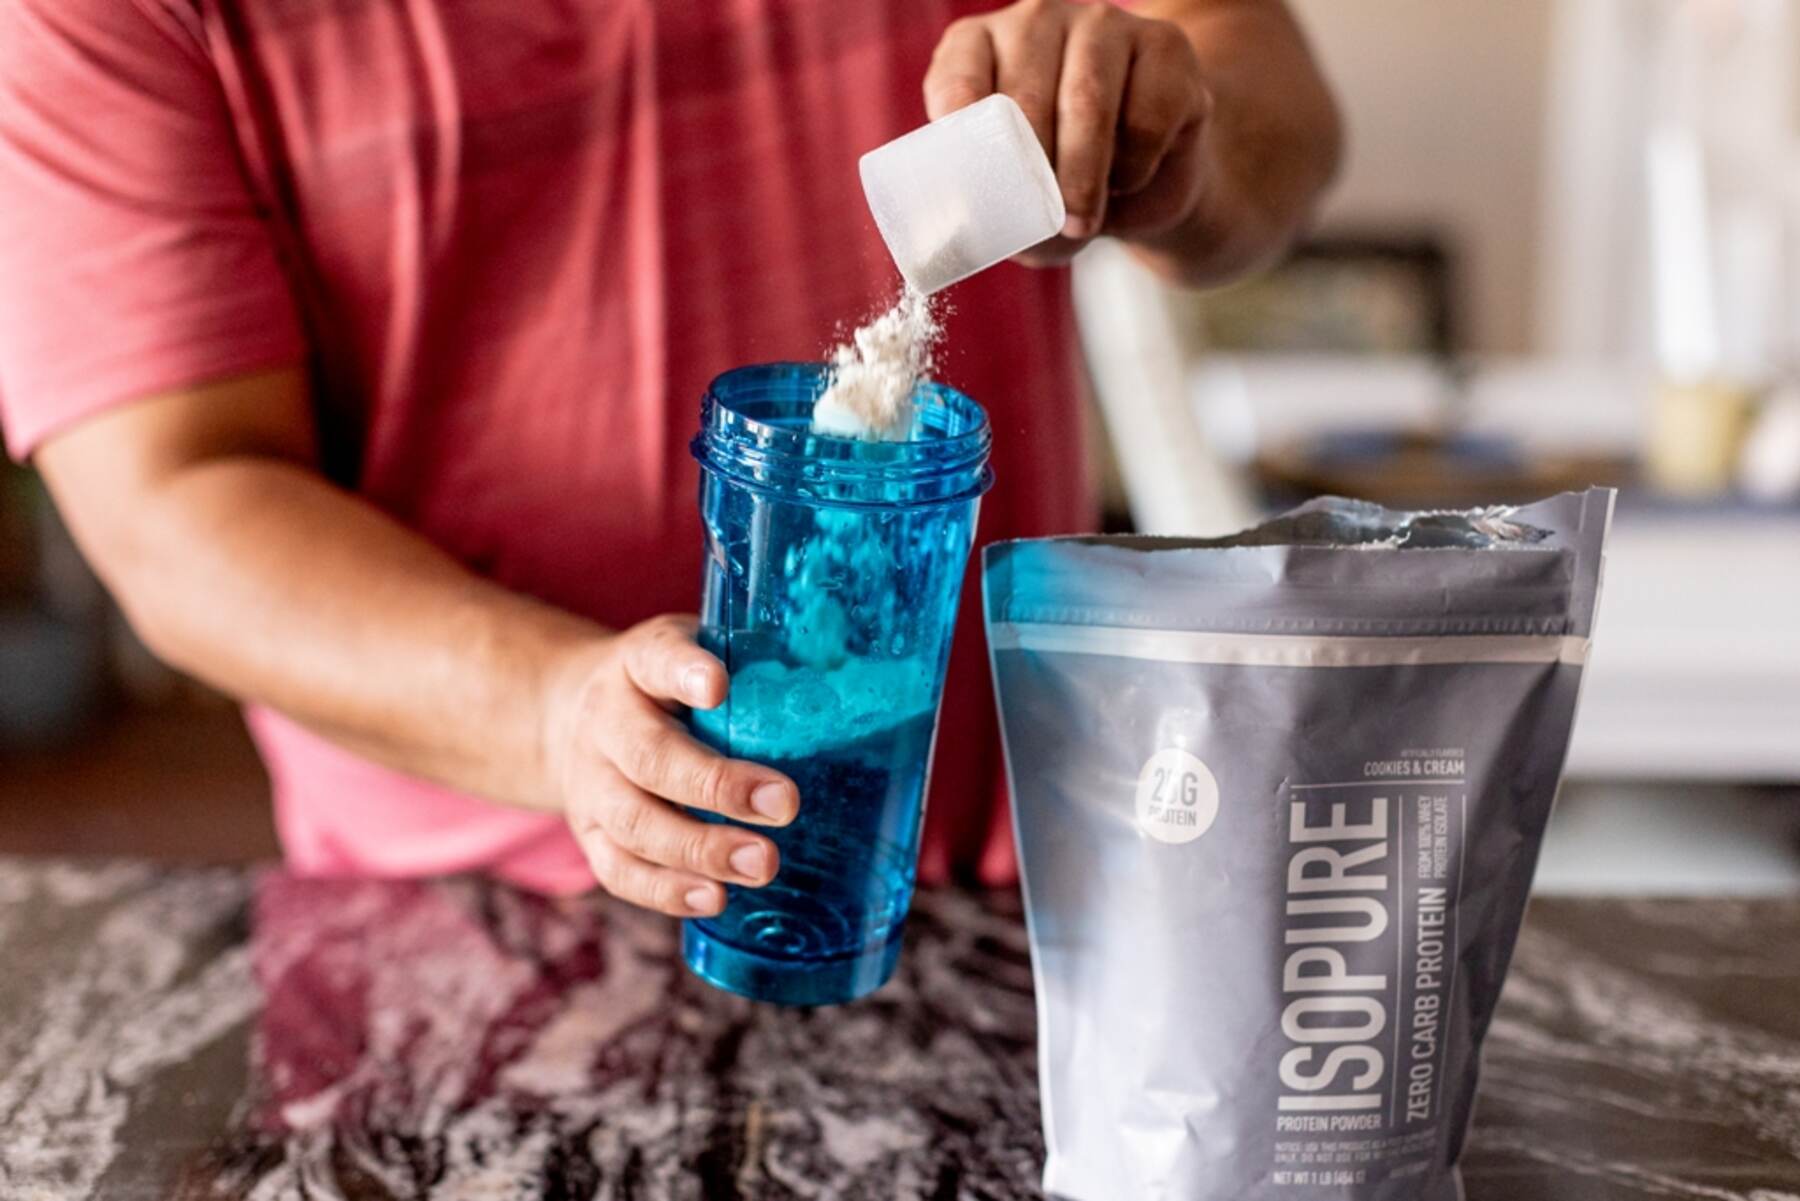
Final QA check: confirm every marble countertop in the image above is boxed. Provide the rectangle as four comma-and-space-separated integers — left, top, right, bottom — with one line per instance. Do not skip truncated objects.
2, 857, 1797, 1200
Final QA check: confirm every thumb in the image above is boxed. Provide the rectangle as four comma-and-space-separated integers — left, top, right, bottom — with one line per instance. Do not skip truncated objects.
619, 616, 728, 710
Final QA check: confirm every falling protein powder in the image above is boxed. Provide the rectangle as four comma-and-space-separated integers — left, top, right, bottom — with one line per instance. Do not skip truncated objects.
811, 286, 942, 441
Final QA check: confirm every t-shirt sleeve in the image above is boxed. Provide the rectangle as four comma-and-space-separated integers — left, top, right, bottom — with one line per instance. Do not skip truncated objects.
0, 0, 306, 460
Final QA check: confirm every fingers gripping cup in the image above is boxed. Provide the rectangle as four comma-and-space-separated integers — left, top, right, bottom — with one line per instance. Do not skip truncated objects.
685, 364, 992, 1006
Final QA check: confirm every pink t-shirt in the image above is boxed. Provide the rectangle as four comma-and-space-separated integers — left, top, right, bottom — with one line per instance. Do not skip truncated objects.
0, 0, 1093, 893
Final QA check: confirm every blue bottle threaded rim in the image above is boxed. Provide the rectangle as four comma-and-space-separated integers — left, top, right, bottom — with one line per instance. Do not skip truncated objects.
691, 362, 993, 510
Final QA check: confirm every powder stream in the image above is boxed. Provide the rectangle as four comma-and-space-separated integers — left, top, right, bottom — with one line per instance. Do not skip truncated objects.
810, 287, 941, 441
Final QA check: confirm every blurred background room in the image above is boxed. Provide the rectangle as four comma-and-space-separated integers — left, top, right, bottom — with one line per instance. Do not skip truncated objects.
5, 0, 1800, 893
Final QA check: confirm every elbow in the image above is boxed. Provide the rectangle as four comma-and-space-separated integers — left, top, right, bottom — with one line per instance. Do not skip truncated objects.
79, 501, 214, 684
36, 461, 225, 688
29, 367, 314, 693
111, 573, 206, 683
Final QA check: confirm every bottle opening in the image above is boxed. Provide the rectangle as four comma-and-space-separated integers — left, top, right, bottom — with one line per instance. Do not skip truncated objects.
692, 363, 993, 508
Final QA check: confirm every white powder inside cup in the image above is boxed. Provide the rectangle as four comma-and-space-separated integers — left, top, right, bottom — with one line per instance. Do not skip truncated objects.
810, 286, 942, 441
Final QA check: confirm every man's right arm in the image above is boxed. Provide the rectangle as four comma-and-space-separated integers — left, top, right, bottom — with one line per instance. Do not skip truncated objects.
33, 366, 798, 916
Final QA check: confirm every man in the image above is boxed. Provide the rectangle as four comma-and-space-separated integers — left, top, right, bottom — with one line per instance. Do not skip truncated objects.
0, 1, 1339, 915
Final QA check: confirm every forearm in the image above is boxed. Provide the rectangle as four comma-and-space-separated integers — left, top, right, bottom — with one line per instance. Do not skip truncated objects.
38, 365, 799, 916
1135, 0, 1342, 286
100, 454, 602, 812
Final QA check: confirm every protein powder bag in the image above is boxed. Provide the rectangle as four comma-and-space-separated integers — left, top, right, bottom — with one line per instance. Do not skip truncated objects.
984, 488, 1613, 1201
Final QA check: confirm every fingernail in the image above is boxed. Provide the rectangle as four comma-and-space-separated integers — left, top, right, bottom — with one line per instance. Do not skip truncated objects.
682, 664, 713, 706
1061, 213, 1098, 240
729, 843, 768, 881
685, 885, 719, 914
750, 782, 796, 823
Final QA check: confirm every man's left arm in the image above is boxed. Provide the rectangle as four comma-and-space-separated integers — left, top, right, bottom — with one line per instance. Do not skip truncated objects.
924, 0, 1343, 287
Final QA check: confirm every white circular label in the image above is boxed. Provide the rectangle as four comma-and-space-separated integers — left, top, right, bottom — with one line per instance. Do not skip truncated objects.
1134, 748, 1220, 844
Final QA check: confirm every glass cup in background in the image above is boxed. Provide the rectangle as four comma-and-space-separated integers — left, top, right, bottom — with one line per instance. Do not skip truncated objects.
684, 363, 992, 1006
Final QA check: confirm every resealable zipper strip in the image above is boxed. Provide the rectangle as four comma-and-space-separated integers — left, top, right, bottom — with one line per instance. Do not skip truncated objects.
989, 624, 1590, 667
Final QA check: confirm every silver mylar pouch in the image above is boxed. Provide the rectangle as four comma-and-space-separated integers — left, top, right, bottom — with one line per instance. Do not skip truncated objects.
984, 489, 1614, 1201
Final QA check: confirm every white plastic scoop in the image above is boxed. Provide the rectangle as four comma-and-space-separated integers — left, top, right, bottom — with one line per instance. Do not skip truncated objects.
859, 94, 1066, 295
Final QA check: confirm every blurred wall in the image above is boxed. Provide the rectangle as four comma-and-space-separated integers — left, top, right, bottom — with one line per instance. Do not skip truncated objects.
1291, 0, 1554, 353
